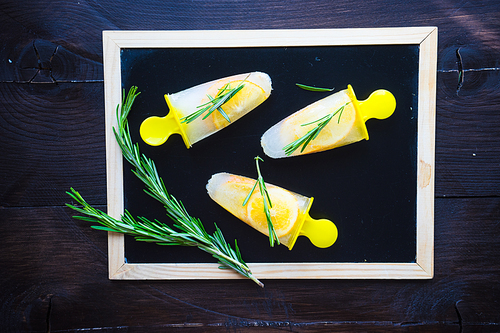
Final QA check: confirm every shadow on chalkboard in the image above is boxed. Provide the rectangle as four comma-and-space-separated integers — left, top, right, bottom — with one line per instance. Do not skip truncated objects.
120, 45, 419, 264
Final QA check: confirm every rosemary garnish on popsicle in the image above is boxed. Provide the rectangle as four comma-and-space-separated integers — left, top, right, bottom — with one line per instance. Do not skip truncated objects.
181, 75, 249, 124
242, 156, 280, 247
66, 86, 263, 287
283, 102, 349, 156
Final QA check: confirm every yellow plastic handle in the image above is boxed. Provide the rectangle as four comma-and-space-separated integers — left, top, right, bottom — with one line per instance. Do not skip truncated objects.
299, 215, 338, 248
139, 96, 191, 148
358, 89, 397, 122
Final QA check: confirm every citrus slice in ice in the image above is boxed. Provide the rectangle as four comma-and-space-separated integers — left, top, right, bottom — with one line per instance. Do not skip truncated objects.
202, 79, 267, 129
283, 101, 357, 154
246, 186, 299, 237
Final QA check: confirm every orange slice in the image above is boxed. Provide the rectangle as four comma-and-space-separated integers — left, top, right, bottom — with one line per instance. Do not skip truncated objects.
201, 79, 267, 129
283, 101, 357, 154
245, 186, 299, 237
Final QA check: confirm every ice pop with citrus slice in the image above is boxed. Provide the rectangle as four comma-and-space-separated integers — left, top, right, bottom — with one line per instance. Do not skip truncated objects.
261, 85, 396, 158
206, 172, 338, 250
140, 72, 272, 147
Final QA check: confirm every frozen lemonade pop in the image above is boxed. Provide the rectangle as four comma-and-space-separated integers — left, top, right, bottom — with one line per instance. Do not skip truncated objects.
206, 173, 338, 250
140, 72, 272, 147
261, 85, 396, 158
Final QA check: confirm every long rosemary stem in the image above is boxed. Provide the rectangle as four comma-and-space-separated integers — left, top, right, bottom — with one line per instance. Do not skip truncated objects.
67, 86, 263, 287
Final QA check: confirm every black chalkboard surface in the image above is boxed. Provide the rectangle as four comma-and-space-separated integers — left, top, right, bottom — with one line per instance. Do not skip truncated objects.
120, 44, 419, 265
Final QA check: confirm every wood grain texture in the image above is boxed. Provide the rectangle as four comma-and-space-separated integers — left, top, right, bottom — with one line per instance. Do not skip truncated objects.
1, 0, 500, 331
435, 70, 500, 197
0, 82, 106, 207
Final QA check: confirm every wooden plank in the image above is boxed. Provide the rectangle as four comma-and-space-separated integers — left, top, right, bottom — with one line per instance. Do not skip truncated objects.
1, 197, 498, 330
435, 69, 500, 197
102, 32, 126, 277
416, 28, 437, 277
111, 262, 433, 280
104, 27, 435, 48
0, 22, 103, 83
1, 0, 500, 82
0, 82, 107, 207
0, 0, 105, 83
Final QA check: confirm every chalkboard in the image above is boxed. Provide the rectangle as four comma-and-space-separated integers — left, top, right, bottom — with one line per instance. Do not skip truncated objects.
103, 28, 437, 280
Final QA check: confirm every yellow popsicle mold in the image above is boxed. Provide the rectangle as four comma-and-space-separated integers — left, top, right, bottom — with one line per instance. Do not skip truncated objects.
139, 95, 191, 148
346, 84, 397, 141
287, 197, 338, 250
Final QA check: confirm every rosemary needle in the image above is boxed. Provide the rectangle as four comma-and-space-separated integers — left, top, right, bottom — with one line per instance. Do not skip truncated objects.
296, 83, 334, 92
242, 156, 280, 247
66, 86, 263, 287
181, 75, 249, 124
283, 102, 349, 156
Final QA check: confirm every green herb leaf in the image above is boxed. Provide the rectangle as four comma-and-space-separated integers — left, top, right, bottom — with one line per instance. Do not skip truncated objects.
242, 156, 280, 247
283, 102, 349, 156
296, 83, 334, 92
66, 86, 263, 287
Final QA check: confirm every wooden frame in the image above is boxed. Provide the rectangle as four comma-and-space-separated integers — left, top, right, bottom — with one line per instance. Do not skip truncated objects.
103, 27, 437, 280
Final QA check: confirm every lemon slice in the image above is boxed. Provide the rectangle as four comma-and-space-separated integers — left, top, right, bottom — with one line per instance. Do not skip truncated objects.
201, 79, 267, 129
283, 101, 357, 155
245, 186, 299, 237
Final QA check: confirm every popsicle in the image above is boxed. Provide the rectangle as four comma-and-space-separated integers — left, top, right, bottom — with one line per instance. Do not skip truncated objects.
206, 172, 338, 250
140, 72, 272, 147
261, 85, 396, 158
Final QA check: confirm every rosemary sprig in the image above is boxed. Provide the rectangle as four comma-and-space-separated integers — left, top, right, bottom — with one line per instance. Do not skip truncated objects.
296, 83, 334, 92
66, 86, 263, 287
242, 156, 280, 247
283, 102, 349, 156
181, 75, 249, 124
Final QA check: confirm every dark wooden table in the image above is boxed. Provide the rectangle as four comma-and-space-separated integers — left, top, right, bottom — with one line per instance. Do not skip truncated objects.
1, 1, 499, 332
